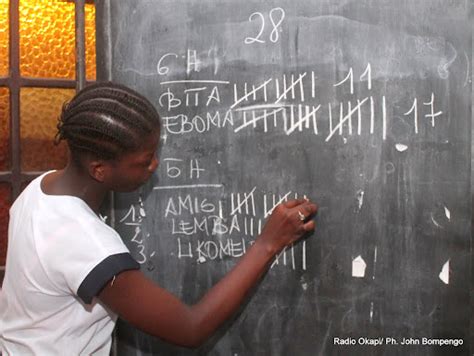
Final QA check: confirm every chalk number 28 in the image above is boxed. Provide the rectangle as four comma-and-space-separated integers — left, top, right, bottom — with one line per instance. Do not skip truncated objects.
244, 8, 286, 44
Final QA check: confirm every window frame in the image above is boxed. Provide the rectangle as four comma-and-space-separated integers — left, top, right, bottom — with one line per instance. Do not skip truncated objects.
0, 0, 92, 278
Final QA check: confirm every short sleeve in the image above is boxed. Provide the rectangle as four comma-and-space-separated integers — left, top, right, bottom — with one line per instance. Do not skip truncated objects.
77, 252, 139, 304
33, 198, 140, 303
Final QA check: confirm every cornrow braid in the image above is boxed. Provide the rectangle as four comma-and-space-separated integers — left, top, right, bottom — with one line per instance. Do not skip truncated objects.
55, 82, 161, 162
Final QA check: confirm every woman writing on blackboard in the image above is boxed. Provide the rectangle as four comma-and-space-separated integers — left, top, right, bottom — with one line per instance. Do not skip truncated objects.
0, 82, 317, 354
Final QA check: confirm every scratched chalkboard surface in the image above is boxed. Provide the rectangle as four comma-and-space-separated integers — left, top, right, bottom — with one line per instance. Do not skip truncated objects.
96, 1, 471, 355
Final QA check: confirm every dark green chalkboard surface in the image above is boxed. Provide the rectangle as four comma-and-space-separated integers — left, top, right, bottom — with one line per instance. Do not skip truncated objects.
96, 1, 471, 354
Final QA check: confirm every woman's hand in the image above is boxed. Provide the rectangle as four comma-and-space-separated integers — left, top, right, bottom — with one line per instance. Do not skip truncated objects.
99, 198, 318, 348
257, 199, 318, 255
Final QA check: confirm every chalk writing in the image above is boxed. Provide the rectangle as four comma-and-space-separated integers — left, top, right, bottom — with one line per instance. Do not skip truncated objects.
334, 64, 372, 94
161, 110, 234, 134
163, 158, 205, 180
244, 8, 285, 45
403, 93, 443, 134
157, 62, 443, 142
144, 51, 446, 273
135, 187, 310, 271
157, 48, 221, 76
119, 196, 154, 264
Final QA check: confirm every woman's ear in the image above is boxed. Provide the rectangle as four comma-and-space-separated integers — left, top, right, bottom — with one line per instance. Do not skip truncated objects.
88, 160, 110, 183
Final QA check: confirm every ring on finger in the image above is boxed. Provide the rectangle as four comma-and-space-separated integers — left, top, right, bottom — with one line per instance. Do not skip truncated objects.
298, 211, 305, 221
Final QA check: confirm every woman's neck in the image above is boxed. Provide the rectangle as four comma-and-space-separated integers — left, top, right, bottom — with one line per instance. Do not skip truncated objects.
41, 163, 109, 213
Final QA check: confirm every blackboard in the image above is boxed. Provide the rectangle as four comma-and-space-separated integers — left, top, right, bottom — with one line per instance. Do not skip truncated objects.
96, 1, 472, 355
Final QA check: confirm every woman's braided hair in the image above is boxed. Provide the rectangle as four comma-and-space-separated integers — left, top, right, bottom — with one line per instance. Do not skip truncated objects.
55, 82, 161, 162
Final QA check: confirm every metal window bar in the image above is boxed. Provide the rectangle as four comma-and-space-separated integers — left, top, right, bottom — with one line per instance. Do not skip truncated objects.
76, 0, 86, 91
8, 0, 21, 198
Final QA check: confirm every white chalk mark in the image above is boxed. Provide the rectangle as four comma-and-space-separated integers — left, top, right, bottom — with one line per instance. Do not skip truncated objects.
302, 241, 307, 270
285, 105, 321, 135
262, 109, 269, 132
184, 86, 206, 92
153, 184, 223, 190
372, 247, 377, 280
231, 79, 273, 109
334, 68, 354, 94
347, 102, 352, 135
369, 302, 374, 322
264, 191, 292, 217
231, 187, 257, 216
210, 47, 220, 76
382, 96, 387, 140
444, 206, 451, 221
423, 93, 443, 127
301, 283, 308, 291
197, 256, 206, 264
274, 73, 307, 104
186, 49, 200, 75
299, 76, 305, 102
369, 96, 374, 134
119, 205, 136, 223
234, 108, 284, 133
357, 99, 362, 135
325, 98, 368, 142
234, 103, 286, 112
338, 102, 343, 135
360, 63, 372, 90
160, 80, 230, 85
463, 51, 470, 87
352, 255, 366, 278
431, 213, 442, 228
161, 131, 168, 144
439, 260, 450, 285
404, 98, 418, 134
251, 84, 258, 101
289, 105, 295, 131
356, 190, 364, 211
328, 103, 333, 133
218, 201, 224, 219
252, 110, 258, 128
395, 144, 408, 152
290, 74, 296, 99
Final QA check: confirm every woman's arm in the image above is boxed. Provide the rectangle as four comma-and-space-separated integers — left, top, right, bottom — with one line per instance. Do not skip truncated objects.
98, 199, 317, 348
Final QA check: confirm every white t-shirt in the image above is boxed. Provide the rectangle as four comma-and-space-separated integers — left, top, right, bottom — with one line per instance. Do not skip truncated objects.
0, 172, 139, 355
